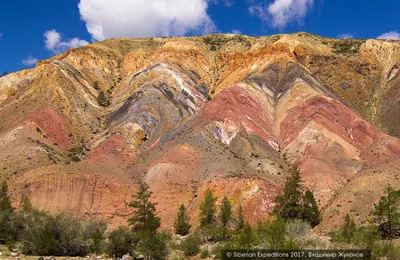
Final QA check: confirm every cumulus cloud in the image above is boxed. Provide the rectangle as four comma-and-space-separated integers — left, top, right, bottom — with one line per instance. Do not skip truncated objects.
22, 56, 38, 66
44, 29, 89, 53
249, 0, 314, 29
337, 33, 354, 39
78, 0, 216, 41
377, 31, 400, 40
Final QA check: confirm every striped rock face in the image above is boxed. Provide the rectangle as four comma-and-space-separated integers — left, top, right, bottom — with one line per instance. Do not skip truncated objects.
1, 33, 400, 232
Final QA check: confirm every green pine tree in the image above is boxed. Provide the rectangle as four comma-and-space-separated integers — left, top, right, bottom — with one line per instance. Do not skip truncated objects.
127, 182, 160, 233
219, 196, 232, 228
237, 204, 245, 230
340, 214, 357, 243
127, 182, 167, 259
199, 188, 217, 227
0, 181, 13, 212
301, 190, 320, 227
373, 185, 400, 239
273, 166, 304, 220
0, 181, 14, 243
174, 204, 191, 236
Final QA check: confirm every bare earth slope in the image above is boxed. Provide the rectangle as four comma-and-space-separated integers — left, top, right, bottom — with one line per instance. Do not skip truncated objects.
1, 33, 400, 232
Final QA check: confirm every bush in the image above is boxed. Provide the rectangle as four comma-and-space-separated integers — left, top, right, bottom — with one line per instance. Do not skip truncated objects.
16, 209, 60, 256
286, 219, 311, 239
200, 248, 209, 258
93, 81, 100, 90
332, 40, 363, 55
97, 91, 111, 107
225, 223, 257, 250
105, 226, 136, 258
256, 218, 287, 249
136, 231, 169, 260
371, 240, 400, 259
0, 189, 108, 257
181, 233, 202, 256
12, 209, 107, 256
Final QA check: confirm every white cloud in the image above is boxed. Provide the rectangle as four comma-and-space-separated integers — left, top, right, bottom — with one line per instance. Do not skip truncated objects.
377, 31, 400, 40
44, 29, 89, 53
337, 33, 354, 39
249, 0, 314, 29
232, 29, 242, 34
78, 0, 216, 41
211, 0, 234, 6
22, 56, 38, 66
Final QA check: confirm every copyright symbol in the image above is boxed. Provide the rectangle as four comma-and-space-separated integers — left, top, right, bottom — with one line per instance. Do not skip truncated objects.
226, 252, 232, 257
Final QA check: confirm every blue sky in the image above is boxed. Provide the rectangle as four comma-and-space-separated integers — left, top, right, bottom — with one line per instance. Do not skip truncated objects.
0, 0, 399, 74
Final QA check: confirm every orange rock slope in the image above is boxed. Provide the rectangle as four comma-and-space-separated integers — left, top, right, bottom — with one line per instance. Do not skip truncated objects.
1, 33, 400, 232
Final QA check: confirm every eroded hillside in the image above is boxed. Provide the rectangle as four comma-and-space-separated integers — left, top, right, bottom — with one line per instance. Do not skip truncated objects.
1, 33, 400, 232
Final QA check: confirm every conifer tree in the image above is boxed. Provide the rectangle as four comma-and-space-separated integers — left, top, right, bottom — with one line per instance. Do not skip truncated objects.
219, 196, 232, 228
273, 166, 304, 220
373, 185, 400, 239
301, 189, 320, 227
340, 214, 357, 242
21, 195, 33, 212
127, 182, 167, 259
237, 204, 245, 230
0, 181, 13, 212
199, 188, 217, 226
127, 182, 160, 233
0, 181, 14, 243
174, 204, 191, 236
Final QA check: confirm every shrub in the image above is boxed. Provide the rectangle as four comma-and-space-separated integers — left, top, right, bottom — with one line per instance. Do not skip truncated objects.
17, 209, 60, 256
136, 231, 169, 260
97, 91, 111, 107
200, 248, 209, 258
6, 88, 17, 97
257, 218, 287, 250
105, 226, 136, 258
226, 223, 257, 250
286, 219, 311, 238
13, 209, 107, 256
181, 233, 202, 256
332, 40, 363, 55
93, 81, 100, 90
197, 223, 226, 242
